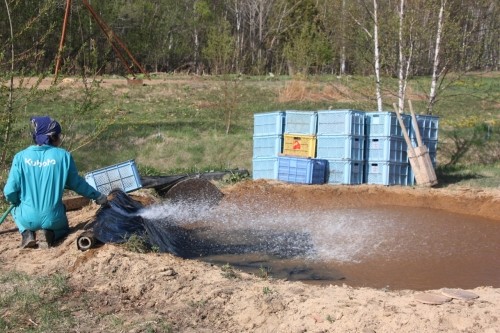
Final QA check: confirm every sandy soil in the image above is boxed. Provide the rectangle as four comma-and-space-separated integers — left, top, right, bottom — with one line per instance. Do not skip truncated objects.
1, 180, 499, 333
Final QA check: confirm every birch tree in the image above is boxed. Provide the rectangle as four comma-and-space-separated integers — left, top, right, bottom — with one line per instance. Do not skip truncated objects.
351, 0, 383, 111
396, 0, 414, 113
372, 0, 383, 111
427, 0, 446, 115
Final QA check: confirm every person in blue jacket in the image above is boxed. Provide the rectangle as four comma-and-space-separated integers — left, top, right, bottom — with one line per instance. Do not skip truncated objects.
3, 116, 108, 249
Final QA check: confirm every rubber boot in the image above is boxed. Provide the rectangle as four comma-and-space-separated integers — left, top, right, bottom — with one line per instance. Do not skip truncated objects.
37, 229, 55, 249
21, 230, 36, 248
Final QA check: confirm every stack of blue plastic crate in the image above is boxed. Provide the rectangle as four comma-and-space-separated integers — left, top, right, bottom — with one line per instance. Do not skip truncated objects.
316, 110, 366, 184
252, 110, 438, 187
252, 111, 327, 184
364, 111, 412, 185
252, 111, 285, 180
278, 111, 327, 184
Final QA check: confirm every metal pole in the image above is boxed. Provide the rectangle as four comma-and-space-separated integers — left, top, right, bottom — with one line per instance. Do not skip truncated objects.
82, 0, 150, 79
82, 0, 135, 77
54, 0, 72, 84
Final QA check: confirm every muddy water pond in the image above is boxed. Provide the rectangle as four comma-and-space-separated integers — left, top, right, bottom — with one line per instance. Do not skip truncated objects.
144, 202, 500, 291
144, 197, 500, 290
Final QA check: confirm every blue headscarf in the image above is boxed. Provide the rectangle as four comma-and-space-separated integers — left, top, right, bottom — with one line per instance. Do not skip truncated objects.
30, 116, 62, 146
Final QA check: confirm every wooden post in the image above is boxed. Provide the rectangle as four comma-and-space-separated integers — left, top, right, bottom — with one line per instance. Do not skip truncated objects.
408, 101, 437, 186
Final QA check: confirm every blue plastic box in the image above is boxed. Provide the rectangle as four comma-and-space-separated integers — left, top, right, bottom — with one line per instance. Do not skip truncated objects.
365, 112, 411, 137
316, 135, 365, 160
365, 161, 409, 186
278, 156, 327, 184
317, 109, 365, 136
413, 115, 439, 141
85, 160, 142, 195
326, 159, 364, 185
252, 157, 279, 180
253, 135, 282, 158
253, 111, 285, 136
284, 111, 318, 135
365, 136, 408, 163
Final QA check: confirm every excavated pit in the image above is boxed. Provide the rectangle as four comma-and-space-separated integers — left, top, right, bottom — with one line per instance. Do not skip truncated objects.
136, 180, 500, 291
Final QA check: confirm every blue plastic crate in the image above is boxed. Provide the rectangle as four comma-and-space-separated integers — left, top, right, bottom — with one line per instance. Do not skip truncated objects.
252, 157, 279, 180
317, 109, 365, 136
325, 159, 364, 185
85, 160, 142, 195
366, 136, 408, 162
284, 111, 317, 135
407, 166, 417, 186
365, 112, 411, 137
253, 135, 282, 158
277, 156, 327, 184
365, 161, 409, 186
253, 111, 285, 136
316, 135, 364, 160
413, 115, 439, 141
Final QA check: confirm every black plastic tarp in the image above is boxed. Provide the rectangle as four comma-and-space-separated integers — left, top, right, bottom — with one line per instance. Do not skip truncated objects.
88, 190, 313, 259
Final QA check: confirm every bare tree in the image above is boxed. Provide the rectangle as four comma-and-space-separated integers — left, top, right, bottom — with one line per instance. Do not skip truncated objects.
340, 0, 347, 75
1, 0, 16, 167
372, 0, 383, 111
427, 0, 446, 114
396, 0, 414, 113
351, 0, 383, 111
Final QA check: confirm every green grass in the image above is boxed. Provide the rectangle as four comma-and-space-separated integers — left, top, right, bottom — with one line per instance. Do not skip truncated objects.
0, 272, 74, 332
1, 73, 499, 195
0, 271, 174, 333
436, 162, 500, 188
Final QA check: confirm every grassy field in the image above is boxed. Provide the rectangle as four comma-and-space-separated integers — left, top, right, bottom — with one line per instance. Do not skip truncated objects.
1, 73, 499, 190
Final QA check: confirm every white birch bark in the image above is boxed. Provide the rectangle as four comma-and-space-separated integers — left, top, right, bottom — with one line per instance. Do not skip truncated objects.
428, 0, 446, 115
350, 0, 383, 111
373, 0, 383, 112
397, 0, 405, 113
340, 0, 346, 75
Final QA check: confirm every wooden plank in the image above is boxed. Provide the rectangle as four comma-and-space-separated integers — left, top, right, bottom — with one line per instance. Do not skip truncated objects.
415, 146, 438, 186
394, 103, 437, 187
63, 196, 91, 211
409, 100, 424, 147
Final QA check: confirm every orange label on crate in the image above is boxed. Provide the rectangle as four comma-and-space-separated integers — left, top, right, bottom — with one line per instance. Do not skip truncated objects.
292, 139, 301, 150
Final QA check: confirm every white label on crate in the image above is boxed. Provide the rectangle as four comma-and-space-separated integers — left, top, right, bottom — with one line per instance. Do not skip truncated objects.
371, 141, 380, 149
373, 116, 380, 124
371, 165, 379, 172
353, 164, 359, 172
353, 140, 360, 148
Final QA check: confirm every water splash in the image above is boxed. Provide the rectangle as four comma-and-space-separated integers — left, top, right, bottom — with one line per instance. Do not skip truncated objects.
137, 199, 401, 262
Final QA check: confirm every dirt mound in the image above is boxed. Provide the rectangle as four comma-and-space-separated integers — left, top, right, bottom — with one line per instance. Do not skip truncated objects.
0, 181, 499, 332
224, 180, 500, 220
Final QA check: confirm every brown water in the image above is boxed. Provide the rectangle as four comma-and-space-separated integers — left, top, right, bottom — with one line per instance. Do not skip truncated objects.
142, 203, 500, 291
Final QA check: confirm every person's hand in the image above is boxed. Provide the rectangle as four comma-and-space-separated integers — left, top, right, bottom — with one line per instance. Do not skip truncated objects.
95, 194, 108, 205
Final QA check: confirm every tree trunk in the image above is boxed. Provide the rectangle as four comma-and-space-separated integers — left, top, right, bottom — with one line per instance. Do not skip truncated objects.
373, 0, 383, 112
1, 0, 15, 167
397, 0, 405, 113
428, 0, 446, 115
340, 0, 346, 76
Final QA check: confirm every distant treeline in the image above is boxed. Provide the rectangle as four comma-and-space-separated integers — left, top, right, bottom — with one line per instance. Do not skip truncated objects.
0, 0, 498, 77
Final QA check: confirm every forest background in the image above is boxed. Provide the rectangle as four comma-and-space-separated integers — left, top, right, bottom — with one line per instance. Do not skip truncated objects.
0, 0, 499, 193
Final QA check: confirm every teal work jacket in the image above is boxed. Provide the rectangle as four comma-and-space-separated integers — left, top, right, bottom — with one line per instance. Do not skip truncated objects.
3, 145, 101, 238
